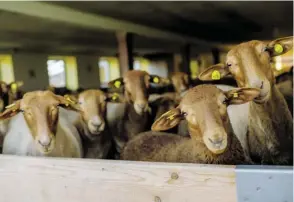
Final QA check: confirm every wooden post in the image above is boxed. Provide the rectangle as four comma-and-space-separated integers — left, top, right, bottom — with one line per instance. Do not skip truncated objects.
181, 44, 191, 75
173, 54, 182, 73
211, 48, 220, 64
116, 32, 133, 76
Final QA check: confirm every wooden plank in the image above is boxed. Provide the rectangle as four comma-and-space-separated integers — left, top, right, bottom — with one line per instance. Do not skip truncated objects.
0, 155, 237, 202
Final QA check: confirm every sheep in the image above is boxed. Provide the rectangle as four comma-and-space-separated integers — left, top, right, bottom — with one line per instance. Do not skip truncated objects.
0, 90, 83, 158
64, 89, 114, 159
0, 81, 9, 152
121, 85, 260, 164
198, 36, 293, 165
106, 70, 168, 159
147, 72, 191, 136
276, 67, 293, 115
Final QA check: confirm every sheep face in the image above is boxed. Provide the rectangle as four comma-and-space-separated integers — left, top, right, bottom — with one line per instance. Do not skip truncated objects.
199, 37, 293, 104
109, 70, 167, 115
0, 90, 80, 154
152, 85, 260, 154
170, 72, 189, 95
77, 90, 108, 137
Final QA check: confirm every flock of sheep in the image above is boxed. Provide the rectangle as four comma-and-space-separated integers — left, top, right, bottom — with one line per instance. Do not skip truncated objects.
0, 37, 293, 167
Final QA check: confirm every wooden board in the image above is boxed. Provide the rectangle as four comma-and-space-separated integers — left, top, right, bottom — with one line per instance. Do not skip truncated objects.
0, 155, 237, 202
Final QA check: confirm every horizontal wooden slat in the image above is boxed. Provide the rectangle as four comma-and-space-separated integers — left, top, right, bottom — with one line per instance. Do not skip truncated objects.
0, 155, 236, 202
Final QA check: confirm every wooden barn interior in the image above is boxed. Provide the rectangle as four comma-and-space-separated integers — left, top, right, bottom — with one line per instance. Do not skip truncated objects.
0, 2, 292, 202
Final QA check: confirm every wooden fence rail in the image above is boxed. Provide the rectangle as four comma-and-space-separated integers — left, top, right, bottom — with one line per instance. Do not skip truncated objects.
0, 155, 292, 202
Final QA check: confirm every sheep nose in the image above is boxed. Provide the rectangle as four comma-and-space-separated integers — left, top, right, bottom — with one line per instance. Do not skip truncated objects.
208, 137, 224, 146
137, 103, 146, 109
38, 136, 51, 147
90, 120, 102, 127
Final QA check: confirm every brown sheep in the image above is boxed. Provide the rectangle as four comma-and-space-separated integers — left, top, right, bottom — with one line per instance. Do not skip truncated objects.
64, 90, 117, 159
107, 70, 167, 159
122, 85, 260, 164
148, 72, 190, 135
0, 90, 83, 157
199, 36, 293, 165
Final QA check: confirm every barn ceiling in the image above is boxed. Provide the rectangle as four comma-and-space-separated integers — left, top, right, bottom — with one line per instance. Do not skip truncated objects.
0, 1, 292, 56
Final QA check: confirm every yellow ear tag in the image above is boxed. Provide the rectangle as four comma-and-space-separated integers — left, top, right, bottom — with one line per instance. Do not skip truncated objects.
153, 77, 159, 83
65, 96, 75, 104
114, 81, 121, 88
212, 70, 221, 80
274, 44, 283, 54
167, 114, 175, 120
11, 83, 18, 93
233, 92, 238, 98
112, 95, 118, 101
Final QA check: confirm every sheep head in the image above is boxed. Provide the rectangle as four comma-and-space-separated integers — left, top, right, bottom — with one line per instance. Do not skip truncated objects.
152, 85, 260, 154
199, 36, 293, 104
74, 89, 123, 138
0, 90, 80, 154
108, 70, 167, 115
170, 72, 190, 95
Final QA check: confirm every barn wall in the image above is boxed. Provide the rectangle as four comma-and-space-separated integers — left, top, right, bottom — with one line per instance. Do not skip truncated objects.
76, 55, 100, 89
10, 54, 101, 92
12, 53, 49, 92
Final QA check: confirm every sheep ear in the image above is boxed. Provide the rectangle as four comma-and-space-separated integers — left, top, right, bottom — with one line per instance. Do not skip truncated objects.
266, 36, 293, 57
225, 88, 261, 105
198, 63, 230, 81
0, 100, 21, 119
106, 93, 125, 103
55, 94, 81, 112
108, 78, 124, 89
151, 108, 183, 131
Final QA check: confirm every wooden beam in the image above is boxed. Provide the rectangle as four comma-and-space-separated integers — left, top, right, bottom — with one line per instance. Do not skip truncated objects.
173, 54, 182, 72
0, 155, 237, 202
181, 44, 191, 75
116, 32, 134, 76
0, 2, 215, 47
211, 48, 220, 64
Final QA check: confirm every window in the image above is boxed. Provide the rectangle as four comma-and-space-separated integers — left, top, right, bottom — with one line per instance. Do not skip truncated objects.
148, 61, 168, 78
190, 60, 199, 79
47, 56, 78, 90
133, 60, 141, 70
0, 55, 15, 84
98, 57, 120, 87
99, 59, 110, 85
47, 59, 66, 88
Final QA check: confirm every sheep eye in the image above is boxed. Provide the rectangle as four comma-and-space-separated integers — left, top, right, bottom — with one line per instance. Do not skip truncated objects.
263, 47, 269, 52
181, 111, 187, 117
223, 98, 229, 105
19, 109, 24, 113
227, 63, 232, 67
